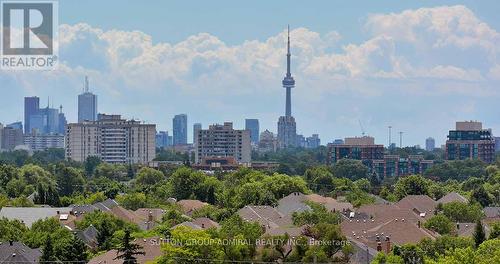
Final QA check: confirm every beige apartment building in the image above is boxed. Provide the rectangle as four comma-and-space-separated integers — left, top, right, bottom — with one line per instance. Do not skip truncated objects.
65, 114, 156, 164
194, 122, 251, 164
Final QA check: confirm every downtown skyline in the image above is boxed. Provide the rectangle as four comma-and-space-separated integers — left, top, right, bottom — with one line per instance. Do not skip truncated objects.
1, 1, 500, 147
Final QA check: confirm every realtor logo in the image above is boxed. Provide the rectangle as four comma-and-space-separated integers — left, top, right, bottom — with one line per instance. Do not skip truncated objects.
1, 0, 58, 70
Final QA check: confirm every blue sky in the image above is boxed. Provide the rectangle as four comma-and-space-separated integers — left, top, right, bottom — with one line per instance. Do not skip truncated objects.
2, 0, 500, 146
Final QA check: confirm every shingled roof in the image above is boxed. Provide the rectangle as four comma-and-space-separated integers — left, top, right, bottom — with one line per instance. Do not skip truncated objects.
75, 225, 99, 249
0, 207, 71, 228
395, 195, 437, 217
0, 241, 41, 264
177, 200, 208, 215
341, 202, 438, 252
238, 205, 292, 230
437, 192, 468, 204
88, 237, 163, 264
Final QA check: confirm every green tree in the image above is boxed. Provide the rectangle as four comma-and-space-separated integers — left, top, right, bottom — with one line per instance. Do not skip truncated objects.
261, 233, 293, 262
302, 246, 329, 263
424, 159, 486, 182
159, 225, 223, 264
23, 217, 73, 249
217, 215, 263, 261
116, 193, 147, 211
332, 159, 369, 180
34, 182, 60, 206
424, 214, 454, 235
394, 175, 430, 199
39, 235, 57, 262
97, 220, 113, 250
57, 235, 88, 262
304, 223, 346, 258
471, 186, 492, 207
393, 244, 425, 264
84, 156, 101, 177
77, 210, 139, 250
9, 196, 34, 207
304, 166, 334, 193
114, 229, 145, 264
19, 164, 52, 185
0, 218, 28, 241
442, 201, 483, 222
379, 186, 398, 202
0, 164, 18, 187
473, 219, 485, 248
135, 167, 164, 188
475, 239, 500, 263
418, 236, 473, 260
489, 221, 500, 239
371, 252, 404, 264
292, 201, 341, 225
95, 163, 128, 181
427, 247, 476, 264
6, 178, 27, 198
161, 208, 191, 228
169, 167, 206, 200
56, 166, 85, 196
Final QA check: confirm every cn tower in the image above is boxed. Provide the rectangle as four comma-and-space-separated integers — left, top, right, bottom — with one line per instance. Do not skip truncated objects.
282, 25, 295, 117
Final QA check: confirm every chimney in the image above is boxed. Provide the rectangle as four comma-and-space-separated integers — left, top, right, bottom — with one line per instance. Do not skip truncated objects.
417, 220, 421, 228
56, 210, 60, 215
201, 223, 205, 229
9, 240, 13, 246
376, 242, 382, 251
148, 211, 153, 222
385, 236, 391, 253
456, 223, 460, 230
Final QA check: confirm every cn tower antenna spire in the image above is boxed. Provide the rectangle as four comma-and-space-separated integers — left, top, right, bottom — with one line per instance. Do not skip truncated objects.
286, 24, 291, 77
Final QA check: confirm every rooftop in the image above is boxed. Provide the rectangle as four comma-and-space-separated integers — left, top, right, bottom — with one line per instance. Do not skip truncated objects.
0, 207, 71, 228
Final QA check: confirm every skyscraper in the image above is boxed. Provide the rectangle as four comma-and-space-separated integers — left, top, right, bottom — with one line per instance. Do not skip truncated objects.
78, 76, 98, 122
156, 131, 170, 148
425, 137, 435, 151
25, 97, 62, 135
193, 123, 202, 144
306, 134, 321, 149
24, 96, 40, 134
245, 119, 259, 144
58, 105, 67, 135
173, 114, 188, 145
6, 122, 23, 131
277, 26, 297, 148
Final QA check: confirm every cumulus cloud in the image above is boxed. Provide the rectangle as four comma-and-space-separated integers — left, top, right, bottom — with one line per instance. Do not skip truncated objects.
1, 5, 500, 145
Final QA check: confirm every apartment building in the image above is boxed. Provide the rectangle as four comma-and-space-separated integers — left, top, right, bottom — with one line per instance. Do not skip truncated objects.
65, 114, 156, 164
194, 122, 251, 164
445, 121, 495, 163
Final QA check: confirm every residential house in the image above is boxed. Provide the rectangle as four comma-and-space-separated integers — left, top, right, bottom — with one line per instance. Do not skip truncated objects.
437, 192, 468, 204
341, 203, 438, 253
484, 207, 500, 224
75, 225, 99, 249
177, 199, 208, 216
88, 237, 163, 264
0, 207, 72, 228
0, 241, 42, 263
172, 217, 220, 230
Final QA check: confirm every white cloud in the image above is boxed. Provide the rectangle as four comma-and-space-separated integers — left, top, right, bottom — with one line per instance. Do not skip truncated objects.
1, 5, 500, 145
